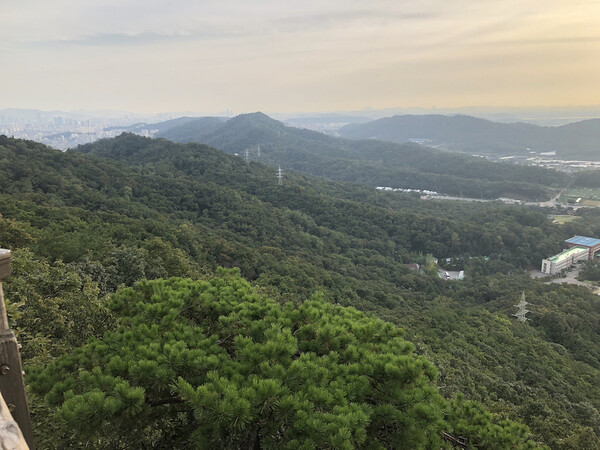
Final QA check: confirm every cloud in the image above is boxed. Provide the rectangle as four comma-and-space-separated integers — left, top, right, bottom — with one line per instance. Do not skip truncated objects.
26, 6, 437, 48
484, 35, 600, 46
2, 0, 599, 112
31, 29, 249, 47
276, 9, 437, 31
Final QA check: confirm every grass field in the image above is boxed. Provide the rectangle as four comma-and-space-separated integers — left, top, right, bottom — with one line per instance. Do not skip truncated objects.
559, 187, 600, 206
551, 215, 582, 224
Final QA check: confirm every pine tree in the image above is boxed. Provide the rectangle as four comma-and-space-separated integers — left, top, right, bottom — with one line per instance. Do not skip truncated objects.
27, 270, 540, 448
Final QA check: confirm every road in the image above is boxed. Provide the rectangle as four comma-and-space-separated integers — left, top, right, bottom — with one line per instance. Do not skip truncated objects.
541, 266, 600, 294
423, 186, 588, 210
530, 187, 567, 208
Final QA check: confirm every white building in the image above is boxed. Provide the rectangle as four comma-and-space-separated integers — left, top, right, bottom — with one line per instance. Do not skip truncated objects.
541, 246, 588, 275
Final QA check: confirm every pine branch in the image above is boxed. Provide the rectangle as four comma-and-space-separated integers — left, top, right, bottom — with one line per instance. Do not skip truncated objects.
146, 396, 185, 407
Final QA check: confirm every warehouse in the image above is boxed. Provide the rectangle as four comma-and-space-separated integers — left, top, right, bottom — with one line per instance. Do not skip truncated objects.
541, 246, 589, 275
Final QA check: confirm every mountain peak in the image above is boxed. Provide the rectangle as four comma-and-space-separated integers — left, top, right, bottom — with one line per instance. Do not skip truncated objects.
228, 112, 282, 126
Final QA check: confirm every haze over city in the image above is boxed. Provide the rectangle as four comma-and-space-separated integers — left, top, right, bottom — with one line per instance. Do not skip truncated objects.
2, 0, 599, 114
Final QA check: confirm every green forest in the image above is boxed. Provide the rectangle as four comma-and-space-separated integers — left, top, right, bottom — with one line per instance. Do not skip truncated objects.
337, 114, 600, 161
1, 134, 600, 448
151, 113, 567, 201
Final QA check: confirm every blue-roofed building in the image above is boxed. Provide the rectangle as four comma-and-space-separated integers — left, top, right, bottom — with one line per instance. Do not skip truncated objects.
565, 236, 600, 260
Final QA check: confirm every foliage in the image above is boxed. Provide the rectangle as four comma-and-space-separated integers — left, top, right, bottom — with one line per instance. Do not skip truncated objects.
121, 112, 568, 200
28, 272, 540, 449
0, 215, 34, 249
573, 170, 600, 188
578, 260, 600, 283
337, 114, 600, 161
3, 249, 115, 362
0, 135, 599, 447
76, 133, 579, 266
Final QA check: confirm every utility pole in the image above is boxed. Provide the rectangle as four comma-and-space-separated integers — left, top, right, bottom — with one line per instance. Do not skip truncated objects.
0, 249, 34, 448
276, 166, 283, 186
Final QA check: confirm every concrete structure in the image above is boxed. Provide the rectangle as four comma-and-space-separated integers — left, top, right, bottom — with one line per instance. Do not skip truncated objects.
565, 236, 600, 260
541, 246, 588, 275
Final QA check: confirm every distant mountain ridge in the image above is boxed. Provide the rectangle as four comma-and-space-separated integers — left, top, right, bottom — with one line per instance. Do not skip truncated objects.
337, 114, 600, 160
138, 112, 566, 201
156, 116, 227, 141
104, 116, 201, 133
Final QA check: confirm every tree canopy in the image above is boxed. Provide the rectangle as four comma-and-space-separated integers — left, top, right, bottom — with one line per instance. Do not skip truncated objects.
1, 135, 600, 447
28, 271, 539, 449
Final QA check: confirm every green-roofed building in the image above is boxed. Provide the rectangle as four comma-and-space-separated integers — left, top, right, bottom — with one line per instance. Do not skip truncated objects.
541, 246, 588, 275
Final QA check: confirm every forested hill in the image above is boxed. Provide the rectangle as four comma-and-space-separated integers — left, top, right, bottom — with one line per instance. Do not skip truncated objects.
142, 112, 567, 201
157, 116, 227, 141
76, 133, 572, 266
3, 134, 600, 447
338, 114, 600, 160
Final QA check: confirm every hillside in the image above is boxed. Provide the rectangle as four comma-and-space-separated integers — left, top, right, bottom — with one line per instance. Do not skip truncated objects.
157, 116, 227, 141
76, 133, 578, 267
142, 112, 568, 201
338, 114, 600, 160
2, 134, 600, 447
104, 116, 201, 134
28, 273, 542, 449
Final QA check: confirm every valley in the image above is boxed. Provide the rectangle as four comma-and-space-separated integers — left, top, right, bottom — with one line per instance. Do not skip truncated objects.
1, 132, 600, 448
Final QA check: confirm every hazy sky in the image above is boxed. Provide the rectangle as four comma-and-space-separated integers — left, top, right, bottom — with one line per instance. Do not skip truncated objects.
2, 0, 599, 114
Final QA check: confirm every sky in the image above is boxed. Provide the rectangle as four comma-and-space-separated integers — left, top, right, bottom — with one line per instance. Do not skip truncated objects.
1, 0, 599, 114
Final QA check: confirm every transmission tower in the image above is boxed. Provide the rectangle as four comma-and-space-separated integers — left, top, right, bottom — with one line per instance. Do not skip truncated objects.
512, 291, 530, 322
243, 148, 251, 164
276, 166, 283, 186
257, 145, 261, 158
